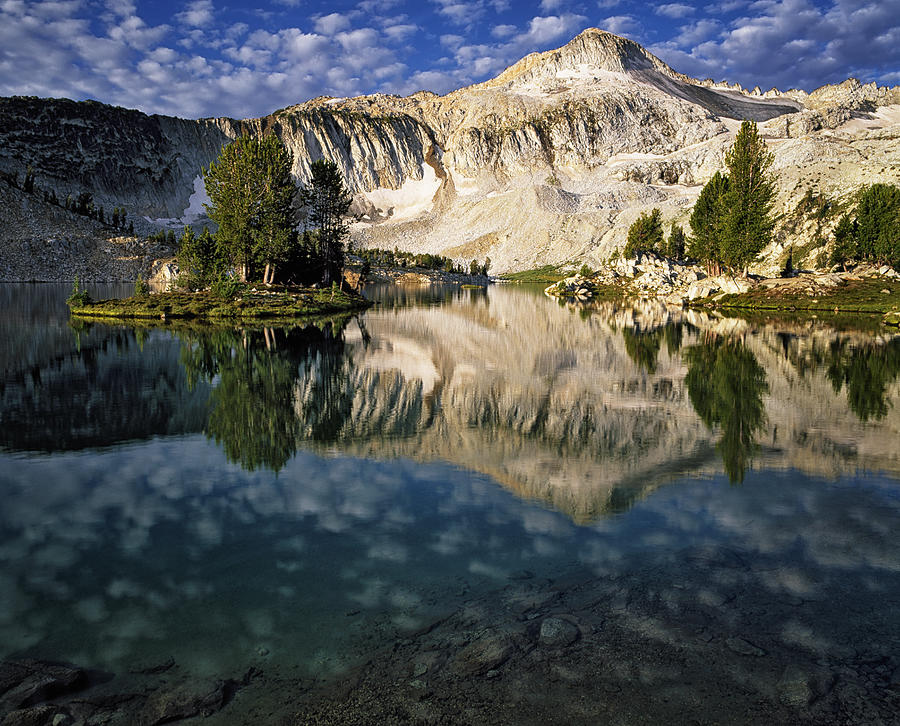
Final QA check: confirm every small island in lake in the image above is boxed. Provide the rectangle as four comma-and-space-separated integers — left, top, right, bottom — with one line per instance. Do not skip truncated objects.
67, 282, 371, 321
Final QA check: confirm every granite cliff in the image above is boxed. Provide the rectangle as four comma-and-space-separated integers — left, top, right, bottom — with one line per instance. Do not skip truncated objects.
1, 28, 899, 278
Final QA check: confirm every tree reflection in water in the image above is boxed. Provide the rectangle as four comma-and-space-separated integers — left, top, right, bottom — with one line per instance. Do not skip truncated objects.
179, 320, 350, 472
622, 326, 663, 374
684, 335, 769, 484
824, 338, 900, 422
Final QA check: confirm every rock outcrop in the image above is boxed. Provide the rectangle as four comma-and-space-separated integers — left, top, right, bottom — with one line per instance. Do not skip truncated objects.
1, 28, 899, 278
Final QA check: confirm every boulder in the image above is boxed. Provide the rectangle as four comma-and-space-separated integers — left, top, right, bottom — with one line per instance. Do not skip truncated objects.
1, 705, 63, 726
451, 633, 515, 677
0, 661, 87, 713
687, 279, 721, 300
149, 258, 178, 287
539, 617, 580, 647
140, 679, 237, 726
716, 276, 753, 295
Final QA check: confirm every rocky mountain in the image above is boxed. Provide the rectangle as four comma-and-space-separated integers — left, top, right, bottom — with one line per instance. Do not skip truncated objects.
1, 28, 899, 277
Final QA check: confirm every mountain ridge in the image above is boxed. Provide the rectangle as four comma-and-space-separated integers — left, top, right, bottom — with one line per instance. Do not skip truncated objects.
1, 28, 899, 278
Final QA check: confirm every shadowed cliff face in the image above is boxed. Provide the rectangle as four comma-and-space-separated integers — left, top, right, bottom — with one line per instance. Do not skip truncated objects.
0, 96, 231, 219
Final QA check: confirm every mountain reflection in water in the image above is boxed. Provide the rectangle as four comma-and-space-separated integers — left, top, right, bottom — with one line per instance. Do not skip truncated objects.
2, 284, 900, 518
2, 283, 900, 725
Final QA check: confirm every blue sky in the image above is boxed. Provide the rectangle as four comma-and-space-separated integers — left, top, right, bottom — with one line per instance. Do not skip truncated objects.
1, 0, 898, 119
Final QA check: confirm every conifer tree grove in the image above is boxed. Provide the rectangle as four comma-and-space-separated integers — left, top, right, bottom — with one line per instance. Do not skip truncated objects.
624, 208, 664, 259
855, 183, 900, 268
666, 222, 686, 260
204, 134, 297, 283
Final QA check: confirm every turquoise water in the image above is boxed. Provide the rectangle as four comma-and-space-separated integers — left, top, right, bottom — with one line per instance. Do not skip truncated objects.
2, 282, 900, 722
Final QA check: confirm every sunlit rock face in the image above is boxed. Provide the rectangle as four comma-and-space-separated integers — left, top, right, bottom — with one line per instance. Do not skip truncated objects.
3, 29, 899, 276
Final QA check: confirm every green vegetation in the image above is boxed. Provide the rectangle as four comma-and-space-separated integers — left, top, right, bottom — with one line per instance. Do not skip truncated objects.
689, 170, 729, 273
665, 222, 687, 260
826, 184, 900, 270
685, 337, 769, 484
687, 122, 776, 274
298, 159, 353, 286
181, 139, 356, 289
178, 322, 352, 472
204, 134, 298, 283
134, 274, 150, 297
830, 213, 857, 270
852, 184, 900, 268
709, 277, 900, 315
824, 338, 900, 421
359, 247, 490, 276
624, 208, 664, 259
176, 226, 222, 289
66, 276, 91, 307
720, 121, 776, 270
68, 285, 371, 321
499, 265, 568, 283
623, 327, 662, 374
1, 168, 132, 232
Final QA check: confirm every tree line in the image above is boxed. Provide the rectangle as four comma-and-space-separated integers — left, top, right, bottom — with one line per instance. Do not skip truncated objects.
1, 166, 135, 234
624, 120, 900, 274
357, 248, 490, 276
177, 134, 353, 289
624, 121, 777, 275
830, 183, 900, 270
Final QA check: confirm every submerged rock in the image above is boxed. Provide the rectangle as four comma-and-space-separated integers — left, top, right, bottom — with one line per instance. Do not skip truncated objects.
451, 633, 515, 677
725, 637, 766, 657
539, 617, 580, 647
139, 673, 249, 726
0, 661, 88, 713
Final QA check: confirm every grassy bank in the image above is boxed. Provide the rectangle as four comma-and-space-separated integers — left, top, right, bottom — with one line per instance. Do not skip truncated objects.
705, 277, 900, 319
69, 285, 372, 321
499, 265, 569, 284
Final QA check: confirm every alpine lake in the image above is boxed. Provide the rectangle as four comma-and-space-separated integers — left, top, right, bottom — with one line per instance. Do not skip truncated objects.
2, 281, 900, 725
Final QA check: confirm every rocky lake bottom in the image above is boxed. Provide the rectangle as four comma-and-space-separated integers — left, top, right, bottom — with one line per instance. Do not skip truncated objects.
1, 282, 900, 725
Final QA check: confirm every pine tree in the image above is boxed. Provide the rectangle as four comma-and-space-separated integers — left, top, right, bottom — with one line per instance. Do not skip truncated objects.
624, 208, 664, 259
666, 222, 686, 260
298, 159, 352, 286
830, 213, 857, 270
177, 226, 221, 288
204, 134, 297, 283
689, 171, 729, 273
720, 121, 776, 274
855, 183, 900, 267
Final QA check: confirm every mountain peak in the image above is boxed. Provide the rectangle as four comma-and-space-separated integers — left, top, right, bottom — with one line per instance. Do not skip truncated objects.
484, 28, 681, 89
